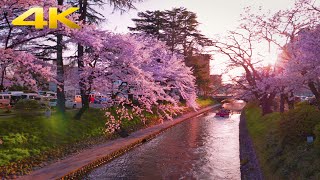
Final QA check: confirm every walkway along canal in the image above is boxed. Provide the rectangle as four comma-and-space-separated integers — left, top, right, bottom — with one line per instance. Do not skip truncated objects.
85, 106, 243, 179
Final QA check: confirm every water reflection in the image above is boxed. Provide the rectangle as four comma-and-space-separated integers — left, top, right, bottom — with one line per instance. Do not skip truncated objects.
85, 106, 242, 180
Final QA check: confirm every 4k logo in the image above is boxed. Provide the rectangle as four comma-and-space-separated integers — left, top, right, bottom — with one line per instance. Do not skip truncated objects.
12, 7, 80, 29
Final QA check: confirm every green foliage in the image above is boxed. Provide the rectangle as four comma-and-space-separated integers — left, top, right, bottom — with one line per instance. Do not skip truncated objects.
0, 98, 210, 177
0, 109, 105, 166
129, 7, 212, 55
245, 104, 281, 159
185, 55, 213, 95
14, 99, 42, 111
314, 124, 320, 149
279, 104, 320, 146
121, 116, 144, 131
245, 103, 320, 179
196, 97, 216, 108
0, 148, 31, 164
2, 133, 29, 147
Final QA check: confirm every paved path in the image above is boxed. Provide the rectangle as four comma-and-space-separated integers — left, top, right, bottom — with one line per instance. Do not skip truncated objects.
19, 105, 219, 180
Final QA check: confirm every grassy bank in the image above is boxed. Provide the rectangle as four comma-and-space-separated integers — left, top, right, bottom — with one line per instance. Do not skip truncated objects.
0, 98, 215, 178
245, 102, 320, 179
196, 97, 216, 107
0, 109, 109, 177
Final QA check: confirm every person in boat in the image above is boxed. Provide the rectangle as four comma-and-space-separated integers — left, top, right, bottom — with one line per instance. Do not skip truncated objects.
218, 107, 233, 116
219, 107, 229, 114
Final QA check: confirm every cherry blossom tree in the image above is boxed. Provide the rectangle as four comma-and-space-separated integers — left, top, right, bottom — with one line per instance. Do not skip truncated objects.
0, 0, 85, 110
213, 28, 279, 115
66, 27, 198, 131
1, 0, 198, 132
65, 0, 144, 119
0, 0, 57, 91
240, 0, 320, 111
216, 0, 320, 114
0, 49, 53, 90
285, 25, 320, 108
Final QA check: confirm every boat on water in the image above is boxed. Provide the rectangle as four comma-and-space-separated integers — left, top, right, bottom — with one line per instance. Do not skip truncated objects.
215, 108, 231, 118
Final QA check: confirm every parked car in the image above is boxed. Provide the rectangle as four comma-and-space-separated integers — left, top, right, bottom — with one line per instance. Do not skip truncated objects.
300, 96, 308, 102
7, 91, 24, 95
49, 98, 83, 109
10, 95, 21, 105
74, 94, 111, 104
74, 95, 82, 103
38, 91, 47, 97
48, 98, 57, 107
0, 94, 11, 105
46, 91, 57, 98
94, 94, 112, 104
65, 99, 81, 109
21, 93, 40, 100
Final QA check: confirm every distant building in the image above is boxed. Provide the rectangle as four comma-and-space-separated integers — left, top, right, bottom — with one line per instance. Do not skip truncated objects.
210, 74, 223, 95
210, 75, 222, 85
185, 54, 212, 96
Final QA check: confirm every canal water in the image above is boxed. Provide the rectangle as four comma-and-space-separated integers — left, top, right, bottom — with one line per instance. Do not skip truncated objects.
85, 106, 242, 180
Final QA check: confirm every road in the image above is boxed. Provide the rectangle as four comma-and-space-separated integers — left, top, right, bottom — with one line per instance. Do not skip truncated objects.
85, 101, 245, 180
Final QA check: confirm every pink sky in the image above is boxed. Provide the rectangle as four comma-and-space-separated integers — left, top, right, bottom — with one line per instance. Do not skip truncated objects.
101, 0, 295, 35
100, 0, 296, 81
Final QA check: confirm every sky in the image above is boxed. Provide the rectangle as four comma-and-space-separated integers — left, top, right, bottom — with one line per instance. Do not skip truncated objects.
99, 0, 296, 81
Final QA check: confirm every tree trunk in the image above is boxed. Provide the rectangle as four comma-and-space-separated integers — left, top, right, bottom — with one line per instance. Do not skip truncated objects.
260, 94, 276, 115
0, 68, 6, 92
280, 93, 285, 113
261, 99, 273, 115
285, 91, 295, 110
74, 0, 89, 120
56, 0, 66, 114
56, 33, 65, 113
2, 14, 12, 92
74, 44, 90, 120
308, 81, 320, 109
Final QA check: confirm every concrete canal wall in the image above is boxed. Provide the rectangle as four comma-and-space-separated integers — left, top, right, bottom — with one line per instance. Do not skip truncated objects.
19, 105, 220, 180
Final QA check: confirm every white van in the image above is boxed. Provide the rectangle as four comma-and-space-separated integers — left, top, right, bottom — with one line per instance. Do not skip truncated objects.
46, 92, 57, 98
7, 91, 24, 95
39, 91, 57, 98
0, 94, 11, 105
21, 93, 39, 100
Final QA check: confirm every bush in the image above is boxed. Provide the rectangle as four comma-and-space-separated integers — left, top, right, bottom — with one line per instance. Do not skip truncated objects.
245, 103, 320, 179
2, 133, 28, 147
196, 97, 215, 107
14, 99, 42, 110
246, 101, 260, 109
279, 104, 320, 146
0, 109, 106, 168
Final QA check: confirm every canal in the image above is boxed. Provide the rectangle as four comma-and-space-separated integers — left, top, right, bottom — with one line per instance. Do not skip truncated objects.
85, 102, 243, 180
